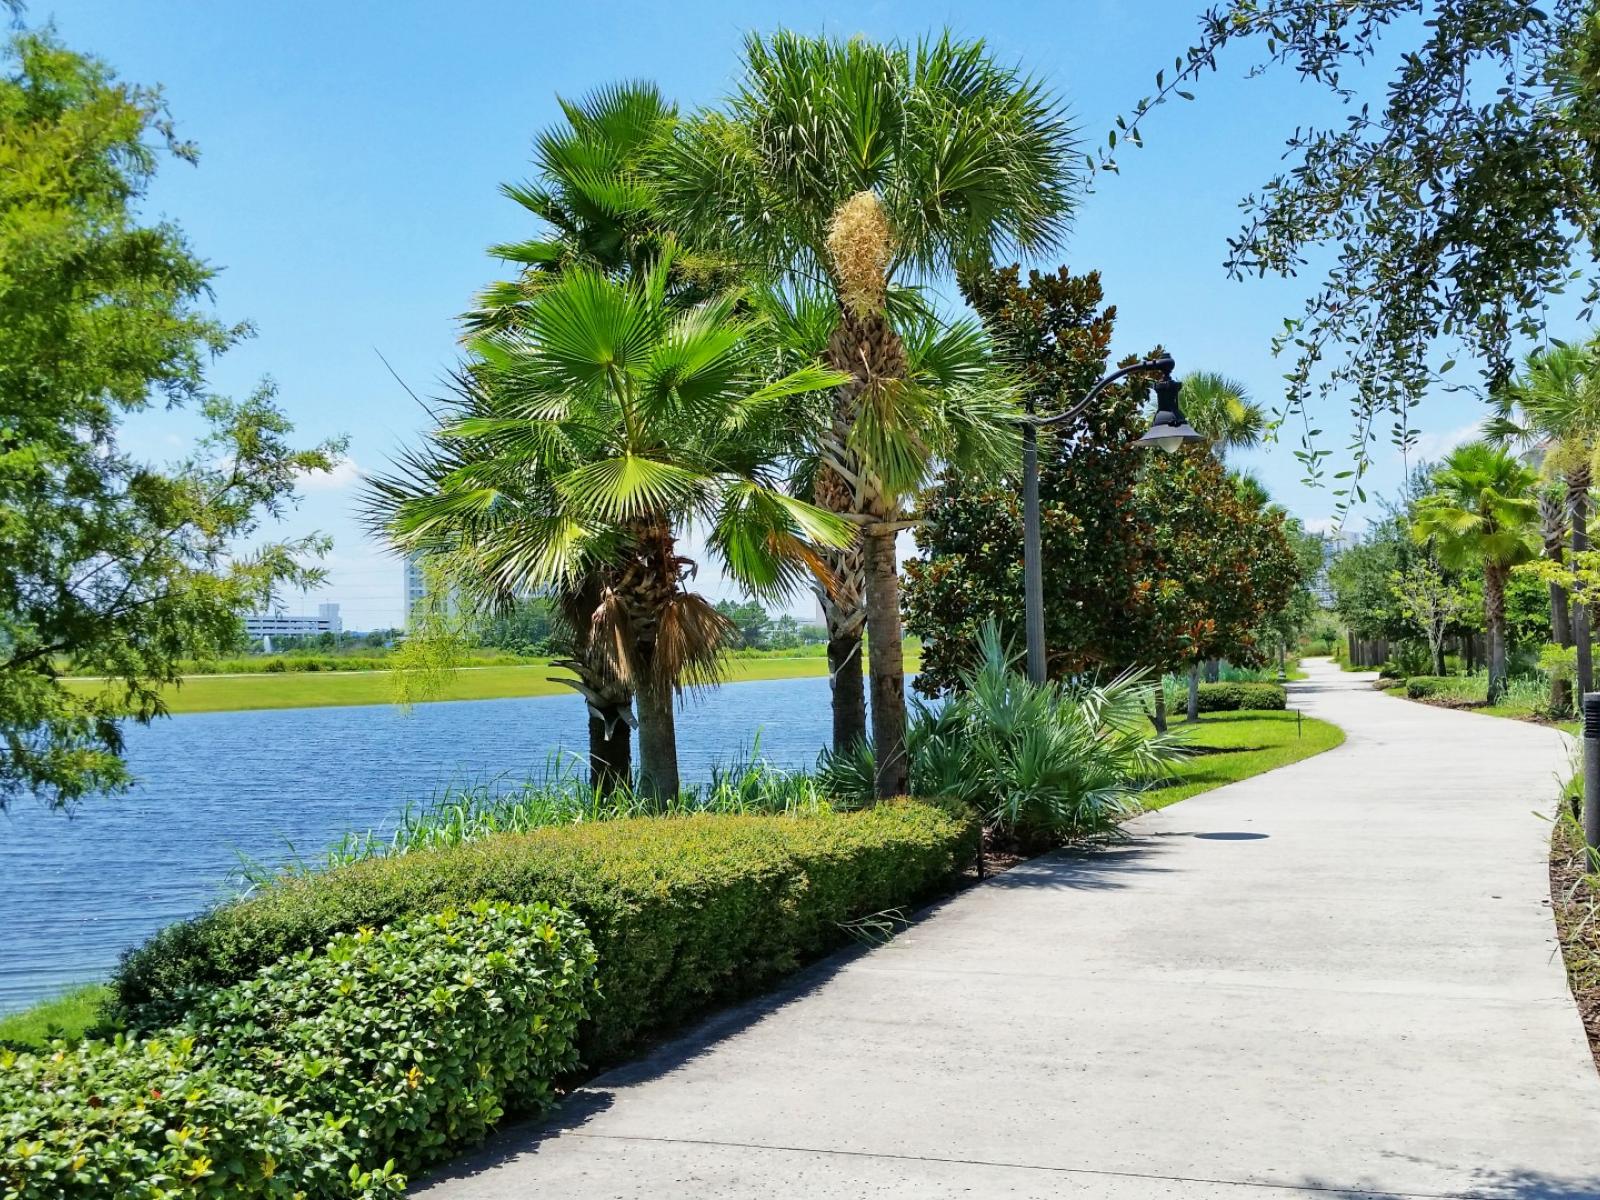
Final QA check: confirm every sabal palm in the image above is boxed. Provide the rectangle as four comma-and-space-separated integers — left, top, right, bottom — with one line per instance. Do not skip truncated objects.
756, 284, 1016, 750
372, 260, 849, 798
1411, 442, 1540, 703
1180, 372, 1265, 461
658, 31, 1076, 796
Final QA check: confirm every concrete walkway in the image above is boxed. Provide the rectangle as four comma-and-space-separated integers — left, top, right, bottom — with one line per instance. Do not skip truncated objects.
416, 660, 1600, 1198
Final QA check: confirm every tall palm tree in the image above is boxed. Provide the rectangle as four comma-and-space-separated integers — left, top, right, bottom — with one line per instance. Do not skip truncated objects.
1411, 442, 1541, 703
1491, 340, 1600, 696
657, 31, 1075, 796
371, 259, 850, 799
1180, 372, 1266, 461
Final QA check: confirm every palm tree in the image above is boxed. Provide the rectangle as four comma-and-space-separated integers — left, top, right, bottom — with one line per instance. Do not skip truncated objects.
1180, 372, 1266, 461
371, 259, 849, 799
657, 31, 1075, 796
1491, 340, 1600, 696
1411, 442, 1540, 703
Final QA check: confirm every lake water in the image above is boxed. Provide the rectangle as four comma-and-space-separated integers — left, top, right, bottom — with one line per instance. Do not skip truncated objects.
0, 675, 853, 1013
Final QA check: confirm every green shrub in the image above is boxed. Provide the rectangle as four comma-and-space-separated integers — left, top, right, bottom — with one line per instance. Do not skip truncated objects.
1404, 675, 1485, 702
186, 901, 593, 1178
0, 1034, 400, 1199
1194, 682, 1286, 712
115, 803, 977, 1066
4, 902, 590, 1199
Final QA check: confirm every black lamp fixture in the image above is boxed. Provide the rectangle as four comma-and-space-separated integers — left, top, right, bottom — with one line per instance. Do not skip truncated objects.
1018, 354, 1205, 683
1135, 370, 1205, 453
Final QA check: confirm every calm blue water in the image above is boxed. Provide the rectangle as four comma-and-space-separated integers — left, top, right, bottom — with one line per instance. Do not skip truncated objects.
0, 676, 853, 1013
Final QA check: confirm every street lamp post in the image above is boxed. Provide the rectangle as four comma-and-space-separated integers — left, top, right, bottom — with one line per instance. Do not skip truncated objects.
1020, 355, 1202, 684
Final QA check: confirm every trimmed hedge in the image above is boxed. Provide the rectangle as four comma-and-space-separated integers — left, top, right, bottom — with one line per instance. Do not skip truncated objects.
1194, 682, 1286, 712
115, 801, 978, 1066
188, 901, 592, 1177
3, 902, 590, 1199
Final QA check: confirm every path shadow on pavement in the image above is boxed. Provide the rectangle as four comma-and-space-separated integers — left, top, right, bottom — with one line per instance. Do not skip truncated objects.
983, 841, 1178, 893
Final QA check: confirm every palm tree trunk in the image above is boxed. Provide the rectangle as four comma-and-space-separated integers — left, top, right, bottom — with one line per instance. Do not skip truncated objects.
1186, 661, 1201, 722
635, 683, 678, 803
588, 702, 632, 793
820, 302, 911, 798
815, 542, 868, 752
1203, 658, 1220, 684
862, 526, 908, 797
1485, 563, 1509, 705
1571, 469, 1592, 698
828, 633, 866, 751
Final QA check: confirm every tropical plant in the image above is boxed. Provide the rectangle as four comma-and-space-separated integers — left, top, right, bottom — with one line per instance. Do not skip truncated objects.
822, 621, 1181, 843
658, 30, 1076, 796
367, 257, 849, 799
1491, 339, 1600, 695
1178, 371, 1265, 461
1410, 442, 1541, 702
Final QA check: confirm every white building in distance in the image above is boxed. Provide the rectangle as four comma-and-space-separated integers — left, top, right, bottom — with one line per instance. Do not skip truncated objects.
243, 603, 342, 646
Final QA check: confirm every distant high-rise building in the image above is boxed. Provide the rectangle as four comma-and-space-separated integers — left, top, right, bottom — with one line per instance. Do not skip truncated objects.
403, 553, 427, 629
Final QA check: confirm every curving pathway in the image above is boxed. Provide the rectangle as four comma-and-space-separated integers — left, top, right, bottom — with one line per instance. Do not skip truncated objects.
417, 660, 1600, 1198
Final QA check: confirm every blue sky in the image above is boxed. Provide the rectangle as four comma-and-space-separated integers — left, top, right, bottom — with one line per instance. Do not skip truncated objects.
29, 0, 1556, 627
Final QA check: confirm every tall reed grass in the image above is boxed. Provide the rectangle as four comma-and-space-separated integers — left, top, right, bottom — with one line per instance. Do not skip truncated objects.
236, 741, 830, 889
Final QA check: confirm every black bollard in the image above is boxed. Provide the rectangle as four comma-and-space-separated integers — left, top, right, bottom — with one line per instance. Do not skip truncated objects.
1584, 693, 1600, 850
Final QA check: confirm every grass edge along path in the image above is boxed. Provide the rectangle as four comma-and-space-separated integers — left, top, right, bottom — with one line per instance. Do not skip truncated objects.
1143, 708, 1345, 810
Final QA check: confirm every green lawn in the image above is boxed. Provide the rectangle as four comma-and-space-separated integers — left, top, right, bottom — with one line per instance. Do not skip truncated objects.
0, 984, 113, 1048
62, 653, 918, 715
1143, 709, 1345, 810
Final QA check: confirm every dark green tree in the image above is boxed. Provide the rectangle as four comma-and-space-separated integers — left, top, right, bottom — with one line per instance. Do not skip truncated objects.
903, 266, 1160, 693
0, 29, 340, 808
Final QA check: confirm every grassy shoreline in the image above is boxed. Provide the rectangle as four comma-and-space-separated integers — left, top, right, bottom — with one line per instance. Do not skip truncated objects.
62, 653, 914, 715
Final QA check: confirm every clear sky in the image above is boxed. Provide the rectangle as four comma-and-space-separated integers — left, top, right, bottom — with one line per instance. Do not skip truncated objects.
28, 0, 1561, 628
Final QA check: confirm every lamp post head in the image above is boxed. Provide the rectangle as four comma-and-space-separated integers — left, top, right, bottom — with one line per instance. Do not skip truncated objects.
1136, 367, 1205, 454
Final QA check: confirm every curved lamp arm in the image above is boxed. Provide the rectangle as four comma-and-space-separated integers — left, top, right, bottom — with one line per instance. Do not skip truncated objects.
1018, 355, 1176, 429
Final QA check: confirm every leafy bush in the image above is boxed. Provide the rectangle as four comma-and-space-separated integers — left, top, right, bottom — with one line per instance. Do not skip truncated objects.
115, 804, 977, 1066
1193, 682, 1286, 712
187, 901, 593, 1177
5, 902, 590, 1199
822, 623, 1181, 841
1404, 675, 1485, 703
0, 1032, 400, 1200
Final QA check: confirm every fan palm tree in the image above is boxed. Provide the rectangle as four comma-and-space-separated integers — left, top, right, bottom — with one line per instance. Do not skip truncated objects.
656, 31, 1075, 796
1180, 372, 1266, 461
370, 258, 850, 800
1411, 442, 1541, 703
1490, 339, 1600, 695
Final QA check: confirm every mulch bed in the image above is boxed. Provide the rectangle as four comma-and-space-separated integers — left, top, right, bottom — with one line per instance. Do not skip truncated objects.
1549, 813, 1600, 1074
